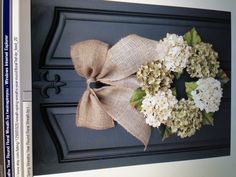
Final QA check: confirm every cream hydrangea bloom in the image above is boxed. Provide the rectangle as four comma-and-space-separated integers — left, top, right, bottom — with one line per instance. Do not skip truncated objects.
191, 77, 223, 113
160, 33, 191, 73
141, 89, 177, 128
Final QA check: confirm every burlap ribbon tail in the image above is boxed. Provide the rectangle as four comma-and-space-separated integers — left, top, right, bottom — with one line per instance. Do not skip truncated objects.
70, 34, 168, 148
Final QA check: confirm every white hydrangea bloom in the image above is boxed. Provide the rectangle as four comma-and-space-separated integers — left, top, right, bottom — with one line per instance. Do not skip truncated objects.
160, 33, 191, 73
191, 77, 223, 113
141, 89, 177, 128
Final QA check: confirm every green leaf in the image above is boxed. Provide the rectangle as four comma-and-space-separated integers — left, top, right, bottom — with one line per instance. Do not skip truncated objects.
216, 69, 230, 86
202, 111, 214, 126
129, 87, 146, 112
159, 124, 173, 141
174, 72, 182, 80
185, 82, 198, 100
183, 27, 202, 46
171, 87, 177, 97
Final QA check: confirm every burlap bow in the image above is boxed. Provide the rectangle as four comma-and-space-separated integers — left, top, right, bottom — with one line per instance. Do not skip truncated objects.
70, 34, 168, 147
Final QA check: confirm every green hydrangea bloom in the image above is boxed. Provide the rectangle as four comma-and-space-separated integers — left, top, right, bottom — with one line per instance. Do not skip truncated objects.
136, 61, 173, 95
167, 99, 203, 138
187, 42, 220, 78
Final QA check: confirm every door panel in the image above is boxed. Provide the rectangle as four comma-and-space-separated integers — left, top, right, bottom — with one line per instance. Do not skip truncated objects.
31, 0, 231, 175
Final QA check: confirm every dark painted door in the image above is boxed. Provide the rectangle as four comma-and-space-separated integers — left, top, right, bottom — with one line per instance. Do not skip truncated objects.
31, 0, 231, 175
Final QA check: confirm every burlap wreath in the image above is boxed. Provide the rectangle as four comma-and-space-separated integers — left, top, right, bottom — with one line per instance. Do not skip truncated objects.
70, 34, 168, 147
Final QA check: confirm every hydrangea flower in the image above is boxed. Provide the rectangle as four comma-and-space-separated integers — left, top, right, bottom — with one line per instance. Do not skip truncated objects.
167, 99, 203, 138
136, 60, 173, 95
187, 42, 220, 78
160, 33, 191, 73
141, 89, 177, 128
191, 77, 222, 113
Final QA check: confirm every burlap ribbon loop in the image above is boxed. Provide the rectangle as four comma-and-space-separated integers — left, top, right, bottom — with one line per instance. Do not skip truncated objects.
86, 78, 96, 89
70, 34, 168, 147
